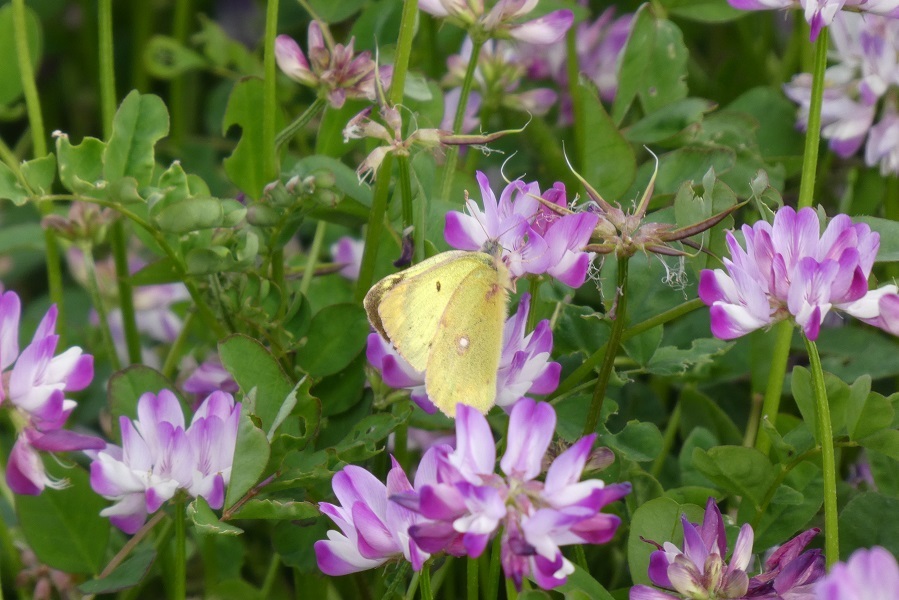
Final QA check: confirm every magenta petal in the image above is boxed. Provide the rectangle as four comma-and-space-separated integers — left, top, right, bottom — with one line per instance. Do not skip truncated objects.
6, 439, 44, 495
509, 10, 575, 44
500, 398, 555, 481
30, 429, 105, 451
648, 550, 674, 588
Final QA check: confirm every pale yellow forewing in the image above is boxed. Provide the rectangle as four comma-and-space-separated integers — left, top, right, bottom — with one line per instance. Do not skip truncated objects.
424, 263, 508, 417
363, 251, 489, 372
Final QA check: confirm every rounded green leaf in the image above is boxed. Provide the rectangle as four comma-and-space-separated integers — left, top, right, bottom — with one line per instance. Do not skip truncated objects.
295, 303, 369, 377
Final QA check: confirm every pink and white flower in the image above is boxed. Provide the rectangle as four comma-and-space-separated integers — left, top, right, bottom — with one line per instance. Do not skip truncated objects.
419, 0, 574, 45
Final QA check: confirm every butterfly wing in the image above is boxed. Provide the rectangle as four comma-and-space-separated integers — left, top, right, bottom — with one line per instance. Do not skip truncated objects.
424, 258, 508, 417
364, 251, 485, 372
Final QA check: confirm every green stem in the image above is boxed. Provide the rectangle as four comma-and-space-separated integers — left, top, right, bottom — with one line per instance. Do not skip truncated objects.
756, 323, 794, 455
98, 0, 116, 135
419, 565, 432, 600
527, 278, 540, 332
486, 535, 502, 600
404, 572, 420, 600
263, 0, 280, 176
651, 400, 681, 478
574, 545, 588, 572
99, 510, 168, 578
260, 553, 281, 597
299, 220, 327, 296
884, 176, 899, 281
83, 246, 122, 371
583, 257, 629, 435
13, 0, 65, 334
355, 154, 395, 301
161, 311, 195, 379
111, 221, 143, 364
804, 334, 839, 567
553, 298, 704, 399
130, 0, 154, 91
440, 37, 484, 202
170, 0, 194, 146
467, 557, 478, 600
174, 497, 187, 600
565, 28, 584, 170
398, 153, 414, 237
275, 97, 327, 150
798, 27, 829, 210
389, 0, 418, 106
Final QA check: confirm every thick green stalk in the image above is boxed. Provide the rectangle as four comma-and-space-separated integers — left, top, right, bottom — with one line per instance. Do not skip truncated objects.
170, 0, 194, 146
565, 28, 584, 169
486, 538, 502, 600
804, 335, 839, 567
263, 0, 280, 176
300, 220, 327, 296
583, 257, 630, 435
130, 0, 154, 90
83, 246, 122, 371
260, 553, 281, 598
12, 0, 65, 333
554, 295, 704, 401
398, 154, 415, 237
98, 0, 116, 134
757, 27, 829, 453
389, 0, 419, 106
651, 400, 682, 478
173, 497, 187, 600
276, 97, 327, 150
467, 557, 478, 600
419, 565, 432, 600
440, 37, 485, 202
161, 311, 195, 379
355, 155, 395, 301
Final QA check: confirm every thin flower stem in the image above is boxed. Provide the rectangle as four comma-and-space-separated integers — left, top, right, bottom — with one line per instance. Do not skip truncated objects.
12, 0, 65, 338
552, 298, 704, 399
565, 28, 584, 169
260, 553, 281, 598
110, 221, 142, 365
440, 37, 485, 202
527, 278, 540, 332
398, 154, 415, 238
574, 544, 588, 572
161, 311, 195, 379
130, 0, 154, 91
419, 565, 433, 600
467, 557, 478, 600
651, 400, 682, 478
275, 97, 327, 150
355, 154, 396, 301
174, 497, 187, 600
757, 27, 828, 454
404, 571, 420, 600
804, 334, 839, 567
486, 534, 502, 600
389, 0, 419, 107
98, 0, 116, 136
584, 257, 629, 435
299, 220, 328, 296
394, 421, 409, 471
99, 510, 168, 578
263, 0, 281, 177
83, 246, 122, 372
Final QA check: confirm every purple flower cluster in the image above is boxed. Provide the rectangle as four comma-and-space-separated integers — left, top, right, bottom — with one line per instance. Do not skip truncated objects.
815, 546, 899, 598
367, 292, 560, 413
446, 172, 598, 287
728, 0, 899, 41
631, 498, 824, 600
316, 399, 630, 590
699, 206, 899, 341
275, 21, 392, 108
419, 0, 574, 45
785, 13, 899, 175
0, 287, 101, 495
89, 389, 240, 533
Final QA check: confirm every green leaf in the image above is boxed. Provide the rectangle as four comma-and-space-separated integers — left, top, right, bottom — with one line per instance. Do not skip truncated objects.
868, 450, 899, 496
602, 421, 663, 463
153, 197, 246, 233
0, 162, 28, 205
678, 387, 743, 446
624, 98, 715, 145
839, 492, 899, 557
0, 222, 44, 253
78, 547, 156, 594
627, 497, 705, 586
219, 334, 295, 433
224, 412, 271, 509
662, 0, 743, 22
611, 6, 688, 124
673, 168, 737, 274
222, 77, 278, 199
107, 365, 180, 441
227, 499, 319, 520
334, 405, 413, 463
20, 154, 56, 195
189, 497, 243, 536
314, 353, 367, 417
857, 216, 899, 263
859, 428, 899, 461
55, 134, 106, 194
645, 339, 733, 376
144, 35, 207, 79
847, 389, 894, 441
307, 0, 367, 22
0, 4, 42, 106
692, 446, 777, 509
104, 90, 170, 188
577, 78, 636, 202
17, 464, 110, 574
295, 303, 369, 377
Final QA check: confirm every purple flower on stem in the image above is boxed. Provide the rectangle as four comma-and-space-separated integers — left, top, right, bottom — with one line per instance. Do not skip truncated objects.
366, 293, 560, 413
330, 236, 365, 281
419, 0, 574, 45
315, 456, 431, 575
727, 0, 899, 41
275, 21, 392, 108
698, 206, 899, 341
0, 287, 100, 495
89, 389, 240, 534
397, 399, 630, 590
445, 172, 598, 285
746, 527, 824, 598
814, 546, 899, 599
181, 355, 239, 401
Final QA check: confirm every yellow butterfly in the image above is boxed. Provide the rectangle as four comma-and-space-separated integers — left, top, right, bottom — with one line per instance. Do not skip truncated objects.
364, 244, 512, 417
